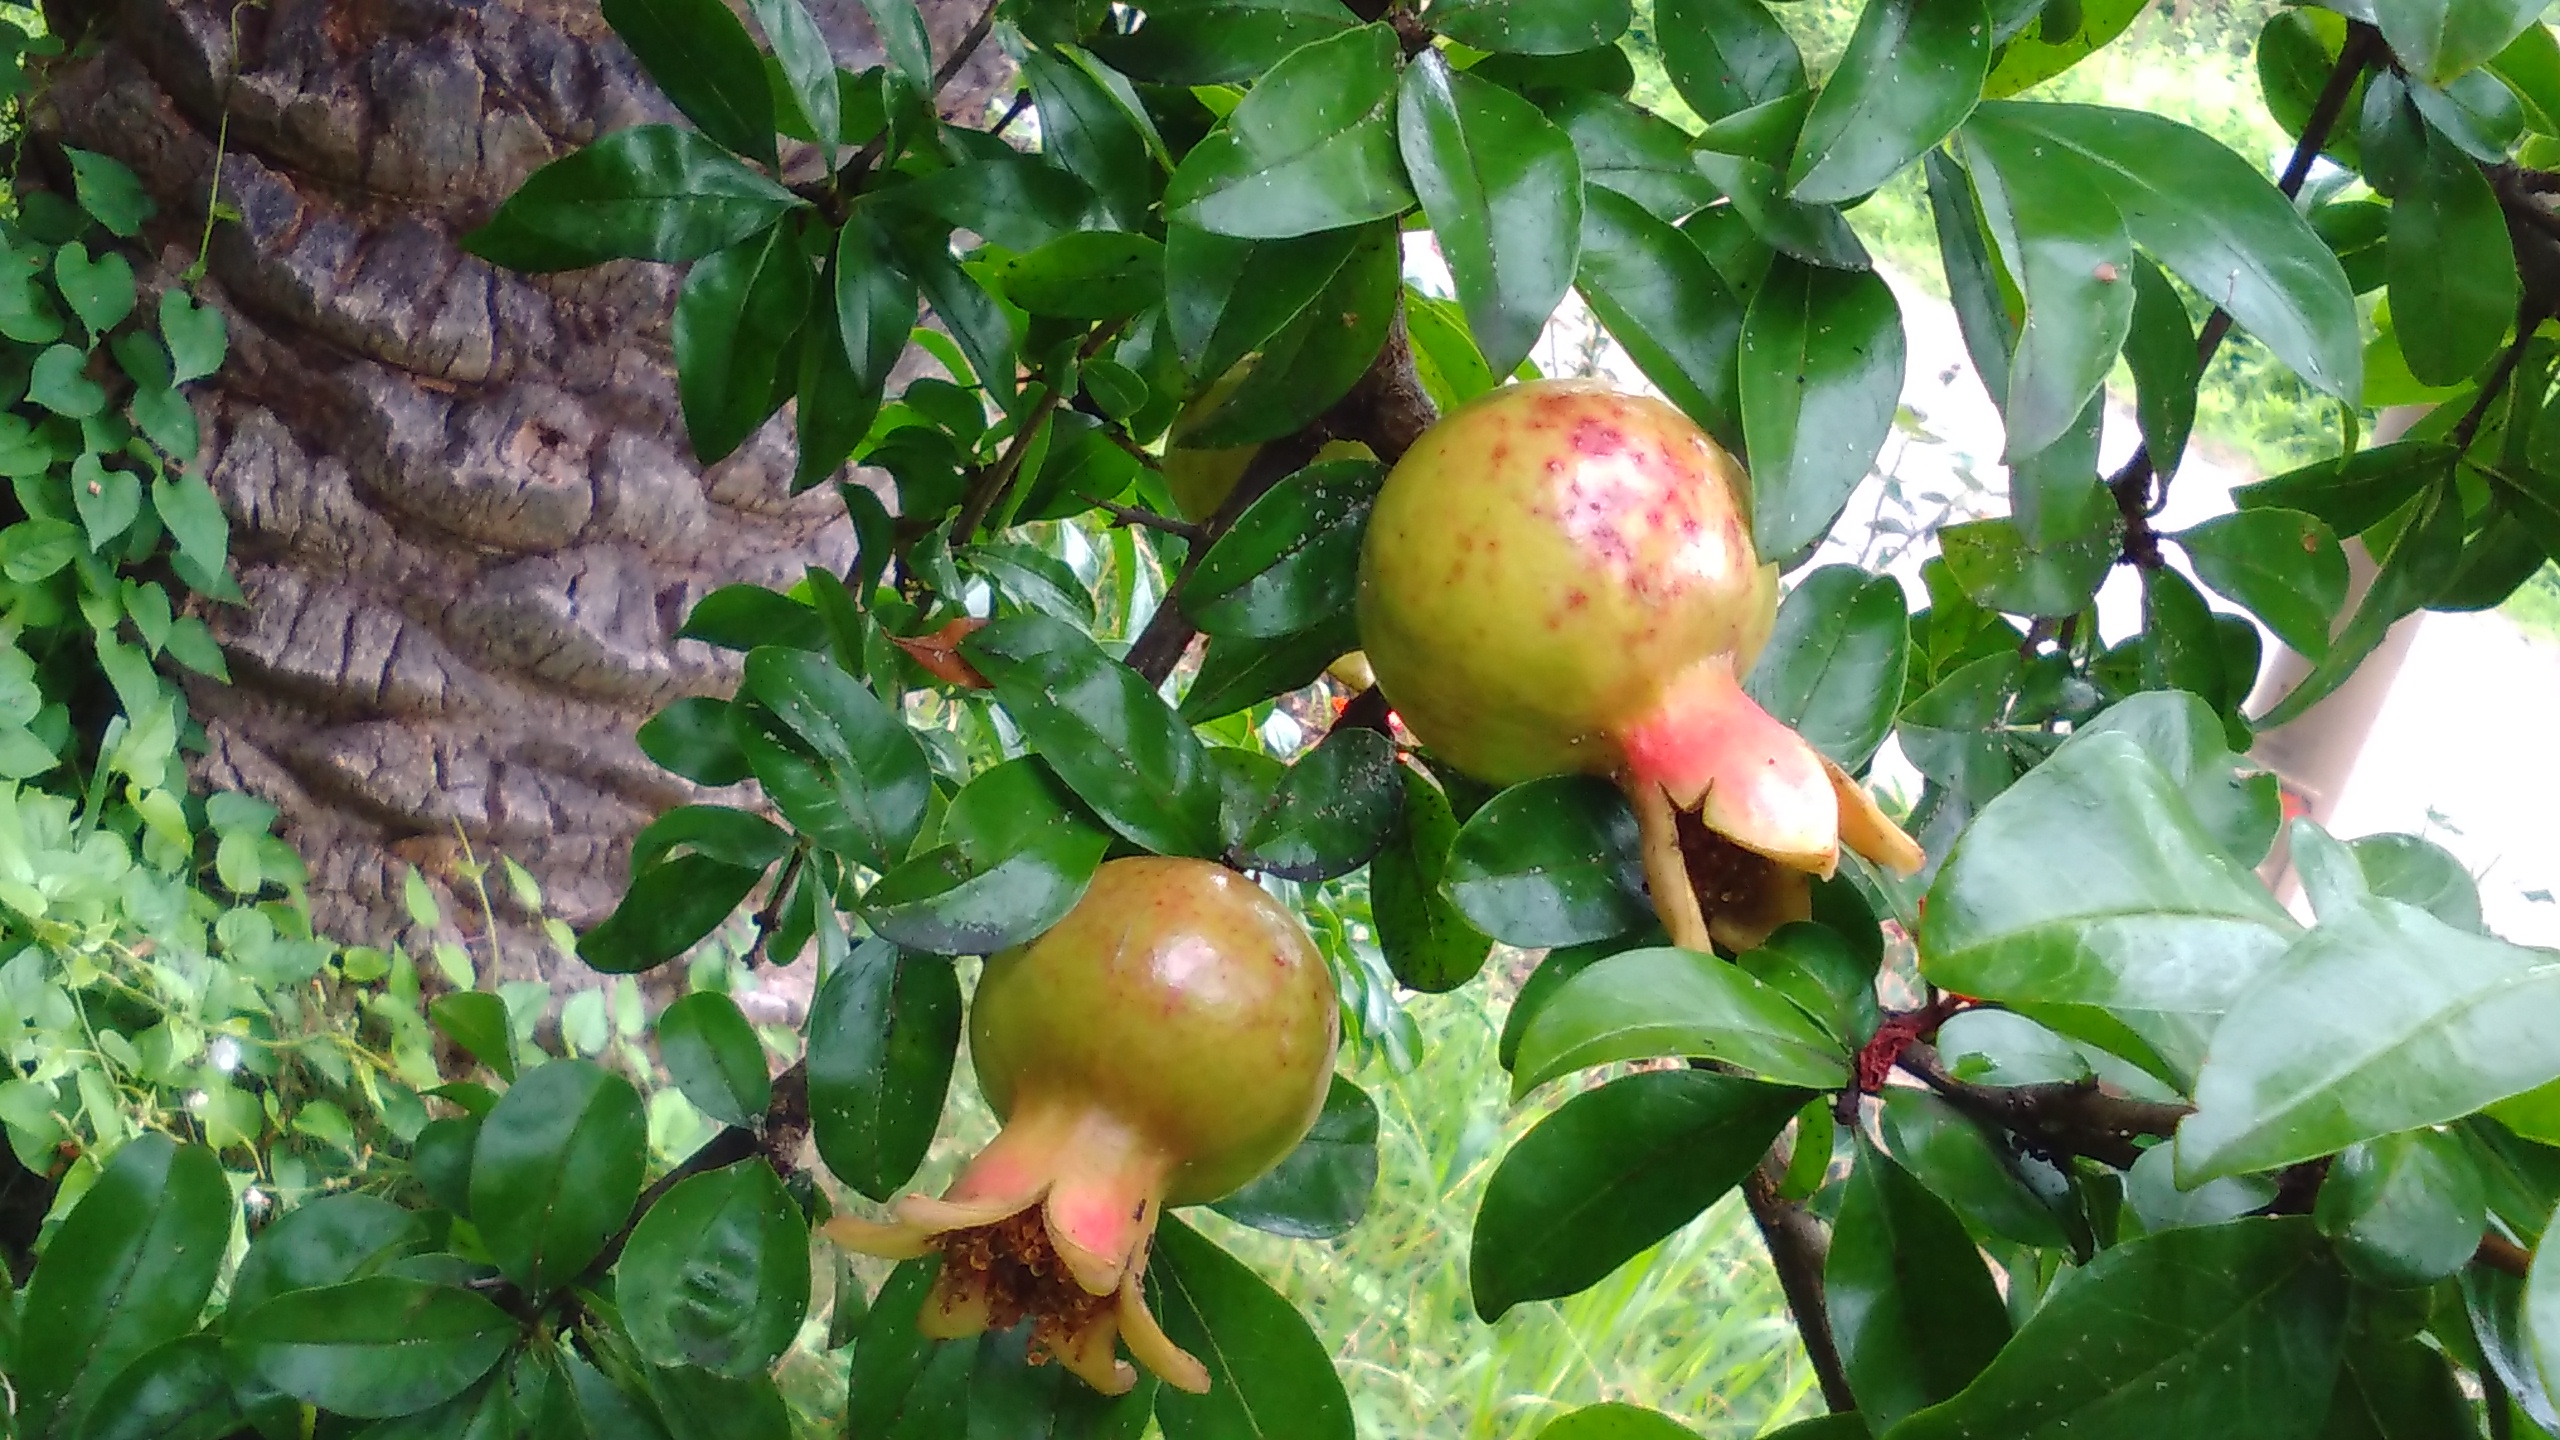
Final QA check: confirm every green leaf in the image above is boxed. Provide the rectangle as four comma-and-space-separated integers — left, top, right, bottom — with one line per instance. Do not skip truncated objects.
77, 1336, 243, 1440
1876, 1088, 2073, 1248
227, 1277, 514, 1419
1211, 1074, 1380, 1239
600, 0, 778, 163
1166, 223, 1372, 384
1574, 186, 1747, 448
2471, 1267, 2560, 1434
1981, 0, 2147, 96
1957, 120, 2134, 465
1093, 0, 1361, 85
463, 126, 804, 272
860, 757, 1112, 953
2325, 1329, 2481, 1440
1655, 0, 1805, 123
747, 0, 839, 150
2313, 1127, 2487, 1289
678, 584, 828, 652
1148, 1216, 1355, 1440
2173, 508, 2349, 661
1172, 221, 1400, 447
857, 0, 934, 86
964, 614, 1223, 857
999, 230, 1165, 320
674, 221, 810, 465
1471, 1069, 1804, 1318
29, 343, 107, 417
429, 992, 518, 1081
1509, 944, 1854, 1096
470, 1058, 647, 1294
1959, 102, 2361, 404
2123, 255, 2199, 480
2352, 832, 2484, 932
1694, 151, 1871, 272
64, 147, 153, 237
2235, 440, 2452, 539
740, 646, 931, 872
800, 219, 912, 492
1442, 775, 1651, 947
229, 1193, 429, 1318
631, 804, 792, 875
898, 155, 1097, 253
2387, 127, 2517, 387
1397, 51, 1583, 374
15, 1135, 230, 1440
1926, 150, 2014, 401
55, 243, 137, 334
807, 936, 961, 1201
1536, 1404, 1707, 1440
2254, 473, 2463, 729
2178, 854, 2560, 1183
72, 455, 141, 552
1892, 1218, 2344, 1440
1179, 615, 1363, 723
1826, 1136, 2011, 1433
1371, 762, 1496, 992
1233, 726, 1401, 880
1186, 457, 1384, 638
656, 990, 773, 1127
1431, 0, 1631, 54
1741, 258, 1904, 558
577, 850, 767, 973
1920, 729, 2298, 1062
1546, 92, 1719, 222
1162, 25, 1416, 239
158, 291, 228, 385
1022, 48, 1160, 235
2379, 0, 2546, 85
1787, 0, 1989, 205
1745, 564, 1909, 770
2073, 689, 2280, 867
1937, 514, 2115, 619
621, 1160, 810, 1375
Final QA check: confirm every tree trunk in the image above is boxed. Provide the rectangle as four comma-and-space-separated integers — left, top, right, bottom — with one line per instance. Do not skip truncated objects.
30, 0, 998, 994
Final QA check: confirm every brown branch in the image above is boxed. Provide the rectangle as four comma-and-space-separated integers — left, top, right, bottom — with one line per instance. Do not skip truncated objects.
950, 325, 1124, 541
930, 0, 1000, 94
2449, 308, 2543, 453
2479, 1230, 2535, 1279
1896, 1041, 2190, 1170
1082, 493, 1203, 541
2106, 22, 2379, 562
1744, 1161, 1857, 1414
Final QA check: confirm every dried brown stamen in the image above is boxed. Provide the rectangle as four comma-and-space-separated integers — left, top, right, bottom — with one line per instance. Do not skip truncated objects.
933, 1208, 1117, 1364
1673, 806, 1787, 912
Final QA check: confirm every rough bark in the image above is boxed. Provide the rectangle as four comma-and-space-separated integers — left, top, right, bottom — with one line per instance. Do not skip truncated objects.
31, 0, 999, 998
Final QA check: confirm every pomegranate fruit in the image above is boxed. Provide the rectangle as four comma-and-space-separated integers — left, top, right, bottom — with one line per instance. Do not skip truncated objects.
1356, 379, 1923, 952
824, 856, 1339, 1394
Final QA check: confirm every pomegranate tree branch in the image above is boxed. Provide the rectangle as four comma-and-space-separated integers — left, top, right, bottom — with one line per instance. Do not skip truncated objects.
1744, 1162, 1857, 1414
1895, 1041, 2191, 1170
2107, 22, 2379, 564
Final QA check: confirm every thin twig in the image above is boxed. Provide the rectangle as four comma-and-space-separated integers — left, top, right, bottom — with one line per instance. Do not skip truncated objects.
1082, 494, 1203, 541
2105, 23, 2378, 561
1743, 1162, 1857, 1414
2449, 306, 2544, 453
950, 324, 1125, 541
930, 0, 999, 93
2478, 1230, 2534, 1280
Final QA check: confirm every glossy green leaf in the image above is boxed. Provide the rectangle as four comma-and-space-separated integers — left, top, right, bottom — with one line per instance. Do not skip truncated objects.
229, 1193, 429, 1319
159, 290, 228, 385
656, 990, 772, 1128
1509, 945, 1854, 1095
1575, 186, 1747, 448
1921, 729, 2298, 1049
1958, 119, 2134, 464
2380, 0, 2546, 85
1546, 92, 1718, 222
56, 243, 135, 335
1149, 1216, 1355, 1440
1787, 0, 1989, 205
1745, 564, 1910, 770
1234, 725, 1401, 880
861, 757, 1113, 953
78, 1336, 243, 1440
1093, 0, 1362, 85
1936, 512, 2114, 620
463, 126, 803, 272
1442, 775, 1651, 947
2179, 853, 2560, 1183
577, 850, 767, 973
1175, 220, 1401, 447
2120, 1141, 2276, 1233
1898, 1219, 2343, 1440
1827, 1136, 2011, 1433
1499, 939, 1617, 1072
600, 0, 777, 163
999, 231, 1165, 320
1536, 1404, 1706, 1440
2471, 1267, 2560, 1434
964, 614, 1222, 858
678, 584, 828, 652
1433, 0, 1632, 53
2235, 440, 2452, 539
674, 221, 810, 465
2387, 127, 2517, 387
1876, 1088, 2072, 1248
228, 1277, 514, 1419
1738, 921, 1882, 1049
429, 992, 517, 1082
412, 1115, 481, 1216
1740, 258, 1904, 558
1371, 762, 1497, 993
2323, 1328, 2481, 1440
1927, 148, 2014, 401
2254, 472, 2463, 730
15, 1135, 230, 1440
1693, 151, 1871, 270
1212, 1074, 1380, 1239
2174, 508, 2349, 662
1961, 102, 2361, 404
1981, 0, 2147, 97
470, 1058, 647, 1294
747, 0, 838, 151
2080, 689, 2280, 869
1180, 615, 1364, 723
1166, 222, 1372, 384
1472, 1069, 1804, 1318
808, 936, 961, 1201
1656, 0, 1805, 122
1397, 51, 1583, 374
2313, 1128, 2487, 1289
621, 1160, 810, 1375
898, 155, 1097, 253
1187, 458, 1384, 639
740, 646, 931, 872
1163, 25, 1415, 239
630, 804, 792, 878
2351, 832, 2484, 932
885, 222, 1020, 403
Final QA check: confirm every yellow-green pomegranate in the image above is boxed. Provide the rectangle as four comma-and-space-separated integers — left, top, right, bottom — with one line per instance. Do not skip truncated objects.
825, 857, 1339, 1395
1357, 379, 1922, 951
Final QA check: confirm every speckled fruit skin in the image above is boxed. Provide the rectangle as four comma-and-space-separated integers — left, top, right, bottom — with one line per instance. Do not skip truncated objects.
970, 856, 1340, 1206
1357, 379, 1779, 785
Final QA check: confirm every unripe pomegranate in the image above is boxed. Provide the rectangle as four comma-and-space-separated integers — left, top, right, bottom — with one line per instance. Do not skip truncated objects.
1357, 380, 1923, 952
825, 857, 1339, 1395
